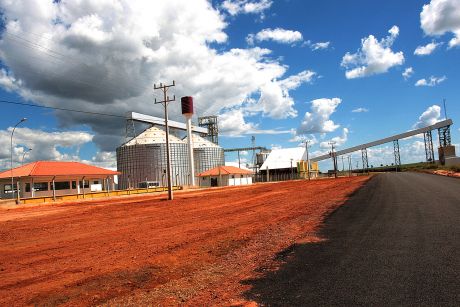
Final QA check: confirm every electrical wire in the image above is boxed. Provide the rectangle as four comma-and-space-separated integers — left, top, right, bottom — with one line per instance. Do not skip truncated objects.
0, 99, 126, 118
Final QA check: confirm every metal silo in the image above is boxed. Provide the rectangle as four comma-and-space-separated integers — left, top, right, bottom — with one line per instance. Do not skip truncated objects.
185, 134, 224, 175
116, 126, 190, 189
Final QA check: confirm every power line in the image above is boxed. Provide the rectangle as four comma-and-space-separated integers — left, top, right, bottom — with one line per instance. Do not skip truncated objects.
0, 99, 126, 118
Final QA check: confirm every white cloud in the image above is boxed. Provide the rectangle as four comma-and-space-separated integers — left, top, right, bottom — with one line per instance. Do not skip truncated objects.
222, 0, 272, 16
0, 127, 93, 169
303, 40, 331, 51
402, 67, 414, 80
415, 75, 447, 86
421, 0, 460, 48
311, 41, 331, 50
297, 98, 341, 134
88, 151, 117, 169
352, 107, 369, 113
414, 41, 441, 55
0, 1, 311, 153
413, 105, 441, 129
288, 132, 318, 146
341, 25, 404, 79
251, 70, 316, 119
247, 28, 303, 45
219, 109, 291, 137
320, 128, 349, 149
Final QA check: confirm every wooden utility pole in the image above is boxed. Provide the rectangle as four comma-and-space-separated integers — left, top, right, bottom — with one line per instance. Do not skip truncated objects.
154, 81, 176, 200
329, 141, 337, 178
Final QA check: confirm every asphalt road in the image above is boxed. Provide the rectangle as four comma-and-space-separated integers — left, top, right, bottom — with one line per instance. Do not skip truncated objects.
244, 172, 460, 306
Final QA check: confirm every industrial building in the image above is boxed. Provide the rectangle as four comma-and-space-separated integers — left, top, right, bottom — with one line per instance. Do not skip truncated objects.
0, 161, 119, 199
116, 126, 224, 189
117, 96, 225, 189
198, 165, 253, 187
259, 147, 319, 181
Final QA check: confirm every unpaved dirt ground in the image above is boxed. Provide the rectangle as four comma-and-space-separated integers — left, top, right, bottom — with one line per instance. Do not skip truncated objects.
0, 177, 369, 306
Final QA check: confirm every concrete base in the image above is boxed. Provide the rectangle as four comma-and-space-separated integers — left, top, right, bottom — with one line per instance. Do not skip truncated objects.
445, 156, 460, 167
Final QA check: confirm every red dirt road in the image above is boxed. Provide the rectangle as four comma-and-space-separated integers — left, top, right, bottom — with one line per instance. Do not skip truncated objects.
0, 177, 369, 306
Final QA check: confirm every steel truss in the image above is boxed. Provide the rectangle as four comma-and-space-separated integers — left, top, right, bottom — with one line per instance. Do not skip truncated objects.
393, 139, 401, 171
423, 130, 435, 163
438, 125, 451, 147
361, 148, 369, 174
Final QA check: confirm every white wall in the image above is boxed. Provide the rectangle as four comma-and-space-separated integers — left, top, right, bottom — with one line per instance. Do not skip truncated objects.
228, 175, 252, 186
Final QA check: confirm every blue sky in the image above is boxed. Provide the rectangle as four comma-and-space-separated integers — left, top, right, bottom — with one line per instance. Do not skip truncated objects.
0, 0, 458, 171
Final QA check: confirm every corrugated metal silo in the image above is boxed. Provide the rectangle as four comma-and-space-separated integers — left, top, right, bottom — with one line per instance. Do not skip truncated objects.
185, 134, 224, 175
116, 126, 190, 189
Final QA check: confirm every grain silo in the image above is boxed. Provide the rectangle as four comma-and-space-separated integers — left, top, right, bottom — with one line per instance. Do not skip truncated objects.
185, 133, 224, 176
116, 126, 190, 189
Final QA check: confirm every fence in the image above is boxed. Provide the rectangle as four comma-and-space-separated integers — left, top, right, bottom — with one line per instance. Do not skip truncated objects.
18, 186, 182, 205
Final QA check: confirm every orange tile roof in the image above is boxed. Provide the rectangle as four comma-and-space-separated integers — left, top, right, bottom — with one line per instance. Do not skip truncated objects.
197, 165, 253, 177
0, 161, 120, 179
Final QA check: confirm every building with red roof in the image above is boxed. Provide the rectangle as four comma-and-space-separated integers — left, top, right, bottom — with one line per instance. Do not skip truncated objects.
197, 165, 253, 187
0, 161, 119, 199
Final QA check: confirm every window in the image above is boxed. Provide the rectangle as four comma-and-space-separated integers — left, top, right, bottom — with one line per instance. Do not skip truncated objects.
3, 183, 18, 193
93, 180, 99, 184
33, 182, 48, 191
79, 181, 90, 188
25, 183, 31, 193
54, 181, 70, 190
240, 175, 243, 178
72, 181, 77, 189
231, 175, 235, 179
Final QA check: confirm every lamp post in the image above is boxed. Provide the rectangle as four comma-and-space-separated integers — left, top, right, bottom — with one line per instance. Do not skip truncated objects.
11, 118, 27, 199
290, 158, 293, 180
21, 147, 32, 166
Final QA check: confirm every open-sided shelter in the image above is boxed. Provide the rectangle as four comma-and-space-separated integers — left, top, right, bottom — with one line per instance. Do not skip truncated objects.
0, 161, 119, 199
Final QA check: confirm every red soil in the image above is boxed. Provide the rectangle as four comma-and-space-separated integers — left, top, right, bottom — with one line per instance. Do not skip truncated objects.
0, 177, 369, 306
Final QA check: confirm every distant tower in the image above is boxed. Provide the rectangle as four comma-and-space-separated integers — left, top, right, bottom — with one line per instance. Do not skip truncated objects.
181, 96, 196, 186
198, 116, 219, 145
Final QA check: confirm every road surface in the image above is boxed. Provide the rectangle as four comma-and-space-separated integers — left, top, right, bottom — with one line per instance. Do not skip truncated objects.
244, 172, 460, 306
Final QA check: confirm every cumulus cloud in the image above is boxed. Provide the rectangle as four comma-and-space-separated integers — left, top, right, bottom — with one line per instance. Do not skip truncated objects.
219, 109, 291, 137
402, 67, 414, 80
222, 0, 272, 16
415, 75, 447, 86
0, 1, 311, 153
351, 107, 369, 113
320, 128, 349, 149
413, 105, 441, 129
297, 98, 341, 134
414, 41, 442, 55
247, 28, 303, 45
251, 70, 316, 119
341, 25, 404, 79
421, 0, 460, 48
0, 127, 93, 170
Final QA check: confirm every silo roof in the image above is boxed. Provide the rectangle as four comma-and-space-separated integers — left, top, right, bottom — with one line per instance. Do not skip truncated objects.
123, 126, 185, 146
184, 133, 221, 148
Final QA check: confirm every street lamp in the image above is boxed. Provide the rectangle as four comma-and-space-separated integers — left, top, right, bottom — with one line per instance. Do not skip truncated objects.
22, 147, 32, 166
11, 118, 27, 200
290, 158, 293, 180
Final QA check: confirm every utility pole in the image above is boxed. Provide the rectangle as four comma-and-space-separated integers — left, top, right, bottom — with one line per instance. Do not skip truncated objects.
305, 139, 311, 180
329, 141, 337, 178
154, 81, 176, 201
348, 155, 352, 177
